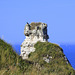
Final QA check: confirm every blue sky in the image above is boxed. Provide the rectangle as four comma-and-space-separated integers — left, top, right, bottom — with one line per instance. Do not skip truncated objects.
0, 0, 75, 45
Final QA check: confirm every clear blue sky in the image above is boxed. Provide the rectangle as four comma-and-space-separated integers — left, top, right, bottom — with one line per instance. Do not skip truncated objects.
0, 0, 75, 45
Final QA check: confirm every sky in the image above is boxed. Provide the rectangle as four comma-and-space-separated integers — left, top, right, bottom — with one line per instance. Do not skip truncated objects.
0, 0, 75, 45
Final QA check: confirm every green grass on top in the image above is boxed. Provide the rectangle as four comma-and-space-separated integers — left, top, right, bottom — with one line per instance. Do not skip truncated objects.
27, 41, 75, 75
0, 39, 75, 75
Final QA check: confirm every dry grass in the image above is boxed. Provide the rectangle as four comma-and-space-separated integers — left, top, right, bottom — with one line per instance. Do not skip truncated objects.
30, 22, 42, 30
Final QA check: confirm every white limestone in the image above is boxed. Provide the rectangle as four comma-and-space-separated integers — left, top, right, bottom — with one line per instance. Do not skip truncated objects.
20, 22, 49, 59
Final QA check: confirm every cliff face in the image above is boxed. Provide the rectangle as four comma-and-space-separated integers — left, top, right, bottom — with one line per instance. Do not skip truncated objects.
0, 39, 75, 75
20, 22, 49, 59
0, 22, 75, 75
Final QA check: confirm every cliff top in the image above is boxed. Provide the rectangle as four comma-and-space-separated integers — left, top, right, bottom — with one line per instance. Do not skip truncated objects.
30, 22, 42, 26
26, 22, 47, 30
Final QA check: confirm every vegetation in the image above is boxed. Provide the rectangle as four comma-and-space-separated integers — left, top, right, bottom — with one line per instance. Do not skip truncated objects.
30, 22, 42, 30
0, 39, 75, 75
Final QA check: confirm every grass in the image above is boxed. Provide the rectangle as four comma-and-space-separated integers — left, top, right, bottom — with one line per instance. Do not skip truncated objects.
30, 22, 42, 30
0, 39, 75, 75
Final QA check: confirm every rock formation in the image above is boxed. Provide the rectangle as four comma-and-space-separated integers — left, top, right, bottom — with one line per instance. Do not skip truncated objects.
20, 22, 49, 59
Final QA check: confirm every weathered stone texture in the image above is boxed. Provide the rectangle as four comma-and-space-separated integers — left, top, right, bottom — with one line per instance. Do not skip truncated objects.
20, 22, 49, 59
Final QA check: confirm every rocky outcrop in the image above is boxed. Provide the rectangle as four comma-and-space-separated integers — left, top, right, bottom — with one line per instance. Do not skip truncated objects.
20, 22, 49, 59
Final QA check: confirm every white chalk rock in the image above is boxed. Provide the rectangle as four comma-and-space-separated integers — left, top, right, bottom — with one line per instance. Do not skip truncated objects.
20, 22, 49, 59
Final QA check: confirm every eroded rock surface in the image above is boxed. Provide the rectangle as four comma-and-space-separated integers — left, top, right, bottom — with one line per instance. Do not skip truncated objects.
20, 22, 49, 59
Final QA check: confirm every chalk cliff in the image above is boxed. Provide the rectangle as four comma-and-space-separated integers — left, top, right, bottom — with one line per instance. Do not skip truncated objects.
0, 36, 75, 75
20, 22, 49, 59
